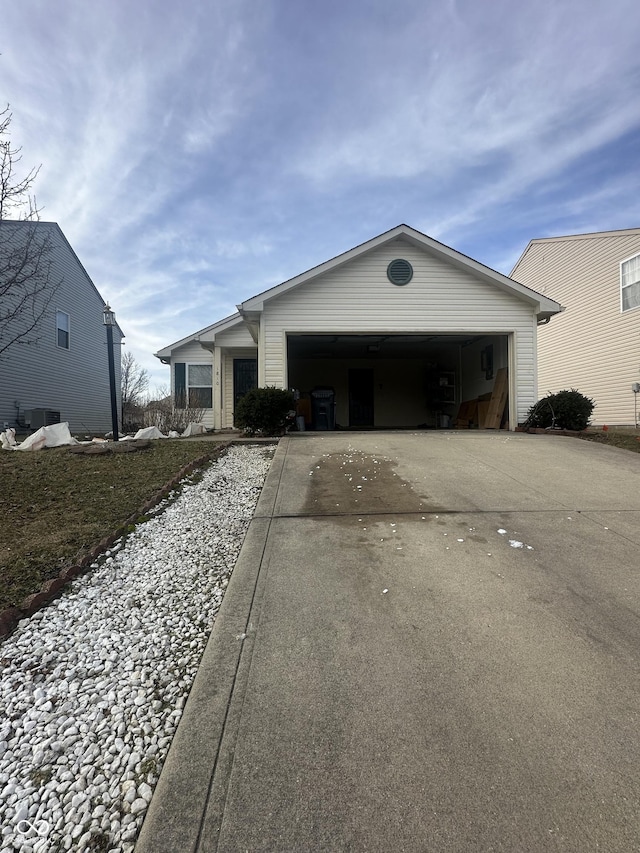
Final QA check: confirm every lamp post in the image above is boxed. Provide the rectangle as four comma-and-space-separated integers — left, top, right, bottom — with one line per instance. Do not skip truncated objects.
103, 304, 119, 442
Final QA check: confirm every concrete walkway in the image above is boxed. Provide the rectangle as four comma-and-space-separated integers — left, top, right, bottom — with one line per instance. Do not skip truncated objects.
136, 431, 640, 852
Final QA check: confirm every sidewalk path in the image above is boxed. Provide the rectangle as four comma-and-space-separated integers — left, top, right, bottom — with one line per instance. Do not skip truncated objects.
136, 432, 640, 852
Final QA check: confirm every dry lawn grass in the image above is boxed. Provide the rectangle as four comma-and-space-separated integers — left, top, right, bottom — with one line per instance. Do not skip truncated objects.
0, 440, 224, 612
579, 427, 640, 453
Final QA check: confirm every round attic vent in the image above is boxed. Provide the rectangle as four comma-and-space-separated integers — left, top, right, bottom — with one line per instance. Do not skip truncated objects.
387, 258, 413, 286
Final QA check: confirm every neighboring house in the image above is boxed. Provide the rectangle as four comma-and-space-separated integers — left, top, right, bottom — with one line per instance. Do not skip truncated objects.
0, 221, 123, 434
155, 224, 562, 431
511, 227, 640, 426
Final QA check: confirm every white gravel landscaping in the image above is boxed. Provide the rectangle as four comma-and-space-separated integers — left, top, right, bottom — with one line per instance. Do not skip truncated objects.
0, 444, 274, 853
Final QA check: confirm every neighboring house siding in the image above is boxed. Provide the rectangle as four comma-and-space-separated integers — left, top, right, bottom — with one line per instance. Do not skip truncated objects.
512, 231, 640, 425
261, 241, 539, 424
1, 223, 121, 434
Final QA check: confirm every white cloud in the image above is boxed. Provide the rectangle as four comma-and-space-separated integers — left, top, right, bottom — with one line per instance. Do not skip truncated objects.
212, 236, 273, 259
1, 0, 639, 374
289, 1, 640, 209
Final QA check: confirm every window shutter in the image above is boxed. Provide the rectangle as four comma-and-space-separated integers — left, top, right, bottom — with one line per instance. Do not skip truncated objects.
174, 362, 186, 409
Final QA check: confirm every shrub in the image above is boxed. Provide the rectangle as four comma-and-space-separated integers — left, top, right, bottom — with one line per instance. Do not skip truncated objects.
234, 387, 295, 435
526, 389, 595, 431
140, 385, 206, 435
144, 402, 206, 435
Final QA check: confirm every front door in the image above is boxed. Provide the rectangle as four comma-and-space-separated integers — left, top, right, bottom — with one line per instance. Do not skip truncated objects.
348, 368, 374, 427
233, 359, 258, 419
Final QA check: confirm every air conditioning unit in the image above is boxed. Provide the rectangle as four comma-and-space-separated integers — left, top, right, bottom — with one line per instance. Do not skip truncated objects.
24, 409, 61, 429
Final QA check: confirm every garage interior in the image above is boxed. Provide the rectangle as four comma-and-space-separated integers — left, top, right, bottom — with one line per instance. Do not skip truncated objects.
287, 333, 509, 429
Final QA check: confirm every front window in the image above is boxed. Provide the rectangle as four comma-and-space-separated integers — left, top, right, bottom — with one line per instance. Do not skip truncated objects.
621, 254, 640, 312
187, 364, 213, 408
56, 310, 70, 349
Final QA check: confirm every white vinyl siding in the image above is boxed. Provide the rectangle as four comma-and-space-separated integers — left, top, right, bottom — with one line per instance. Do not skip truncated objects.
512, 230, 640, 425
170, 343, 215, 429
260, 240, 538, 425
169, 329, 256, 427
171, 341, 213, 362
215, 324, 256, 348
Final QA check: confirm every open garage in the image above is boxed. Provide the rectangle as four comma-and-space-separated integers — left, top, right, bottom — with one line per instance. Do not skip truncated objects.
156, 225, 562, 431
287, 333, 509, 429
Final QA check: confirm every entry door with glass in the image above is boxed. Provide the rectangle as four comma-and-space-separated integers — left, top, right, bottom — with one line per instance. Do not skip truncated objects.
233, 359, 258, 419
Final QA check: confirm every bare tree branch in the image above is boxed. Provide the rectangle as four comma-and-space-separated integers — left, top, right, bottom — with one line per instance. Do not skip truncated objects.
121, 350, 150, 428
0, 106, 42, 221
0, 104, 60, 358
142, 383, 205, 434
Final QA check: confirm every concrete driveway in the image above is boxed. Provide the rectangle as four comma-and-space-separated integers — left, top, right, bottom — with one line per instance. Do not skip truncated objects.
137, 431, 640, 853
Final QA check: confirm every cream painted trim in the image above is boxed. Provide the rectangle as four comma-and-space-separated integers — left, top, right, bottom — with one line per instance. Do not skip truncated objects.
508, 332, 516, 431
213, 346, 223, 431
258, 319, 266, 386
281, 330, 289, 389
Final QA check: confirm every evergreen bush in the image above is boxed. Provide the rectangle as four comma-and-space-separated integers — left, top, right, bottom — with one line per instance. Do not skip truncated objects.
234, 387, 295, 435
526, 389, 595, 431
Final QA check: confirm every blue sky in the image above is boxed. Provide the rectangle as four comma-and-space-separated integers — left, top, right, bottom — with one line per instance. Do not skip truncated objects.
3, 0, 640, 386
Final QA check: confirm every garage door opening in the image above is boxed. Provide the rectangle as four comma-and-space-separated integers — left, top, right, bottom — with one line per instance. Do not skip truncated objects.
287, 333, 509, 429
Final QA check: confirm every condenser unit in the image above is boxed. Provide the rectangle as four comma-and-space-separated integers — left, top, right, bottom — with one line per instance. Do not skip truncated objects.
24, 409, 61, 429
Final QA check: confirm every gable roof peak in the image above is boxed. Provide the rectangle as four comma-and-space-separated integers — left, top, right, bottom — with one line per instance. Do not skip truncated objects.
527, 226, 640, 245
237, 223, 561, 321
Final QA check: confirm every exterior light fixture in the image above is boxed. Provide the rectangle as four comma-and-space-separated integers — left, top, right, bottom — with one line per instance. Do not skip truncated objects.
103, 304, 116, 327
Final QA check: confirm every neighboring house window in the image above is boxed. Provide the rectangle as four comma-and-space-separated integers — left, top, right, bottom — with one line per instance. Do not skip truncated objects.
621, 254, 640, 312
56, 310, 70, 349
174, 362, 213, 409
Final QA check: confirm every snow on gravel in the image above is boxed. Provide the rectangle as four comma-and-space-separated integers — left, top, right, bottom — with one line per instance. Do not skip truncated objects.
0, 444, 274, 853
